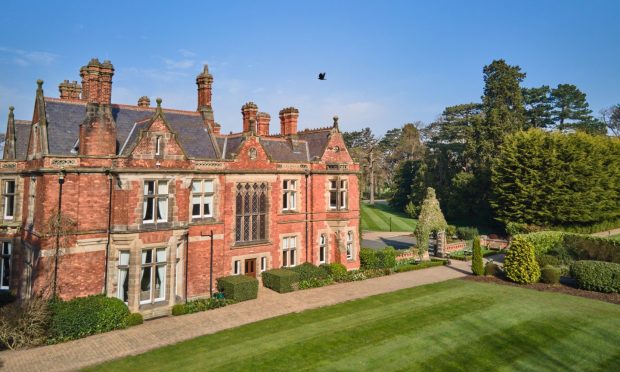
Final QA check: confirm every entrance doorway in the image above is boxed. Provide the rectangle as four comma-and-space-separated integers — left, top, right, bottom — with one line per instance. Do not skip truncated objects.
244, 258, 256, 277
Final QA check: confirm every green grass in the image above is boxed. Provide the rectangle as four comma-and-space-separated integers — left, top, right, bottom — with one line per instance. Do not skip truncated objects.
89, 280, 620, 371
361, 202, 417, 232
608, 234, 620, 241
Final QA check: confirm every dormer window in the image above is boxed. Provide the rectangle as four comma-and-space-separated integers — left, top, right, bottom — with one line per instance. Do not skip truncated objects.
155, 136, 162, 156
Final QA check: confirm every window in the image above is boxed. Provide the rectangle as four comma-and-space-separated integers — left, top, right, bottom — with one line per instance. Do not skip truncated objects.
117, 251, 129, 303
143, 181, 168, 223
1, 242, 11, 290
233, 260, 241, 275
235, 183, 267, 243
346, 231, 354, 260
155, 136, 162, 156
319, 234, 327, 264
175, 244, 182, 297
329, 178, 348, 210
140, 248, 166, 304
282, 180, 297, 211
3, 180, 15, 219
282, 236, 297, 268
260, 257, 267, 272
27, 177, 36, 226
191, 180, 214, 219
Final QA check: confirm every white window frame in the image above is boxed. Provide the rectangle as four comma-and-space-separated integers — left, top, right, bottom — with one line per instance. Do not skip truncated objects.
319, 234, 327, 264
282, 179, 297, 211
346, 231, 354, 260
139, 248, 167, 305
233, 260, 241, 275
117, 251, 130, 303
329, 178, 348, 210
143, 180, 169, 223
3, 180, 15, 220
260, 256, 267, 272
1, 241, 11, 290
191, 179, 214, 219
282, 236, 297, 268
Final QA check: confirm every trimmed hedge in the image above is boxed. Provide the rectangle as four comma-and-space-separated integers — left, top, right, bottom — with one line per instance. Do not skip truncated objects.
216, 275, 258, 302
504, 236, 541, 284
517, 231, 620, 263
289, 263, 329, 281
321, 263, 348, 282
126, 313, 143, 327
299, 277, 334, 289
456, 226, 479, 241
570, 260, 620, 293
360, 247, 396, 270
394, 259, 446, 273
171, 298, 231, 316
484, 262, 500, 276
262, 269, 299, 293
540, 265, 561, 284
515, 231, 565, 256
48, 295, 130, 342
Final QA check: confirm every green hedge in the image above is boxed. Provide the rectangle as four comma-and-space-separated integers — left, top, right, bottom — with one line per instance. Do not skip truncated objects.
456, 226, 479, 241
262, 269, 299, 293
216, 275, 258, 302
171, 298, 231, 316
540, 265, 561, 284
515, 231, 565, 256
299, 277, 334, 289
320, 263, 348, 282
570, 260, 620, 293
288, 263, 329, 281
360, 247, 396, 270
126, 313, 143, 326
48, 295, 130, 342
516, 231, 620, 263
394, 259, 446, 273
484, 262, 500, 276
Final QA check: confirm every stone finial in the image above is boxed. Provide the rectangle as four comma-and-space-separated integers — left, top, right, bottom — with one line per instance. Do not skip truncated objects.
156, 97, 162, 107
333, 115, 339, 129
9, 106, 14, 113
37, 79, 44, 90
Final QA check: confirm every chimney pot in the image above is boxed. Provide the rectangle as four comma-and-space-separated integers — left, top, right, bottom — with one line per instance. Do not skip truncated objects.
279, 107, 299, 136
257, 112, 271, 136
241, 102, 259, 133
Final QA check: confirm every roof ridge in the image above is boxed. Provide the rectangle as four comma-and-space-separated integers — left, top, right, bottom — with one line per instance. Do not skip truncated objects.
45, 97, 201, 116
298, 126, 332, 133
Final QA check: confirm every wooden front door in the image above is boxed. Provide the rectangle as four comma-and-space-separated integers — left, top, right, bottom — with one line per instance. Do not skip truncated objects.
244, 259, 256, 277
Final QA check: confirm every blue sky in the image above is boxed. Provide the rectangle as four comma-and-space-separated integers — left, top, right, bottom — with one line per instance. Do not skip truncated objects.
0, 0, 618, 135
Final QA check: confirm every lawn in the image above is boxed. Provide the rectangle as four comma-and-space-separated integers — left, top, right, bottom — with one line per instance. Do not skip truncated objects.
608, 234, 620, 241
361, 201, 417, 232
90, 280, 620, 371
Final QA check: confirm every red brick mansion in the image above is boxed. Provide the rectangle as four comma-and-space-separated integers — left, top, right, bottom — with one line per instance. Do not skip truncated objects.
0, 59, 360, 317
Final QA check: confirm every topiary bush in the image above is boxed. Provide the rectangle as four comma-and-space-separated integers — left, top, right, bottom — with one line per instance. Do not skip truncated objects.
0, 296, 50, 350
471, 238, 484, 276
359, 248, 378, 269
126, 313, 143, 327
504, 236, 541, 284
171, 304, 187, 316
262, 269, 300, 293
484, 262, 500, 276
456, 226, 479, 241
540, 265, 561, 284
570, 260, 620, 293
48, 295, 130, 343
537, 254, 562, 268
289, 262, 329, 281
321, 263, 348, 282
216, 275, 258, 302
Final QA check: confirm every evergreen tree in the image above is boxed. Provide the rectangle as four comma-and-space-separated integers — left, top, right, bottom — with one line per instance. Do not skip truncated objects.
389, 160, 424, 212
522, 85, 554, 129
550, 84, 593, 130
471, 238, 484, 276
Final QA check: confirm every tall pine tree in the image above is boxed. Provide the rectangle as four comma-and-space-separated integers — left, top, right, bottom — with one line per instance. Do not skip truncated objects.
550, 84, 593, 130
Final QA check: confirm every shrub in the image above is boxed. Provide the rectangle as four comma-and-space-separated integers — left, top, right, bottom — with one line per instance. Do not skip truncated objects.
48, 295, 129, 343
298, 277, 334, 289
394, 259, 445, 273
405, 201, 418, 218
563, 234, 620, 264
471, 238, 484, 276
0, 291, 16, 308
262, 269, 299, 293
359, 248, 378, 269
126, 313, 143, 327
504, 236, 541, 284
570, 260, 620, 293
446, 225, 457, 239
537, 254, 562, 268
289, 262, 329, 281
456, 226, 479, 241
505, 222, 544, 236
484, 262, 500, 276
216, 275, 258, 302
171, 304, 187, 316
0, 296, 50, 350
172, 298, 231, 316
515, 231, 565, 256
540, 265, 561, 285
321, 263, 348, 282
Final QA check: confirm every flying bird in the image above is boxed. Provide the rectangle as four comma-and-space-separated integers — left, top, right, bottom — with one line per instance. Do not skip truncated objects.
318, 72, 326, 80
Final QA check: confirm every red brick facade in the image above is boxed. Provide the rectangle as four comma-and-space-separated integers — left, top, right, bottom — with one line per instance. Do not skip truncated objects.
0, 59, 360, 317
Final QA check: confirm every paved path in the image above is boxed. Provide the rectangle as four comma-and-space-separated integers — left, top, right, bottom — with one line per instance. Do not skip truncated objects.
362, 231, 416, 250
0, 260, 471, 372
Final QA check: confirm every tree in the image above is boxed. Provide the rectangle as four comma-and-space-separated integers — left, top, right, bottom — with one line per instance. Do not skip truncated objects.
414, 187, 448, 255
504, 236, 540, 284
471, 238, 484, 276
600, 104, 620, 136
550, 84, 593, 130
522, 85, 554, 129
343, 128, 378, 200
397, 122, 425, 161
389, 160, 425, 212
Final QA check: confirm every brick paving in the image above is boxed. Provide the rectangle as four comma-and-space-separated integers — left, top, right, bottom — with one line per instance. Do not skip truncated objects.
0, 260, 471, 372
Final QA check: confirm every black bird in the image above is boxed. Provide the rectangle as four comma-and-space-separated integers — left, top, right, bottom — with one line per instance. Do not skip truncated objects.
318, 72, 326, 80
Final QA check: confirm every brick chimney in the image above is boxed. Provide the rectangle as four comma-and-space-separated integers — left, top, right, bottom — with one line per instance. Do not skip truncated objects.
137, 96, 151, 107
59, 80, 71, 100
196, 65, 213, 111
241, 102, 258, 133
79, 58, 114, 104
279, 107, 299, 136
257, 112, 270, 136
59, 80, 82, 101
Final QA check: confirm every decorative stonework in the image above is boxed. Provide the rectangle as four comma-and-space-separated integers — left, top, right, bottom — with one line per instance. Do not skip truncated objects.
194, 161, 225, 169
248, 147, 257, 160
0, 162, 17, 169
277, 163, 308, 169
51, 159, 78, 167
327, 163, 348, 170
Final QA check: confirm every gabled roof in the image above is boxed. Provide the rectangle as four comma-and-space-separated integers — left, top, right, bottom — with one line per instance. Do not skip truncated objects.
15, 121, 30, 159
297, 129, 332, 160
261, 138, 309, 162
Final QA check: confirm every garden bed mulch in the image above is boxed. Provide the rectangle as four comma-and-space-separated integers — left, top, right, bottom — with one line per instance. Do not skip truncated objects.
461, 275, 620, 305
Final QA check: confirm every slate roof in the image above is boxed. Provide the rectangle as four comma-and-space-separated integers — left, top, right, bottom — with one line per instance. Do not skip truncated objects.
261, 138, 309, 162
15, 121, 31, 159
297, 130, 331, 160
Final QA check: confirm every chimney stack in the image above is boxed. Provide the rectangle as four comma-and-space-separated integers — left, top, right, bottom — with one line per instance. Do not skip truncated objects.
59, 80, 82, 101
213, 123, 221, 135
241, 102, 258, 133
196, 65, 213, 111
137, 96, 151, 108
79, 58, 114, 104
279, 107, 299, 136
257, 112, 270, 136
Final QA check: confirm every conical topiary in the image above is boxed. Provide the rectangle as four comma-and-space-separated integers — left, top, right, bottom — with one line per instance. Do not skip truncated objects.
471, 237, 484, 276
414, 187, 448, 253
504, 236, 540, 284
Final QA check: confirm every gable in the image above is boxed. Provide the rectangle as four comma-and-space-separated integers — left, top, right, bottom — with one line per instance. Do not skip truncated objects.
127, 117, 186, 160
320, 131, 353, 163
228, 135, 273, 169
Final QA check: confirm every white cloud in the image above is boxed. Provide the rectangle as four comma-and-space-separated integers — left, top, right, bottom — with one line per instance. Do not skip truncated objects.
178, 49, 196, 58
0, 47, 58, 66
163, 58, 195, 69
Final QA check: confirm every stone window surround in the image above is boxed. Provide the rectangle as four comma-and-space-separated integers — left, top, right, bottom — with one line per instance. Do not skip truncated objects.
281, 176, 301, 212
2, 179, 16, 220
317, 230, 329, 265
230, 252, 271, 276
279, 231, 301, 268
327, 176, 349, 211
190, 178, 217, 221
